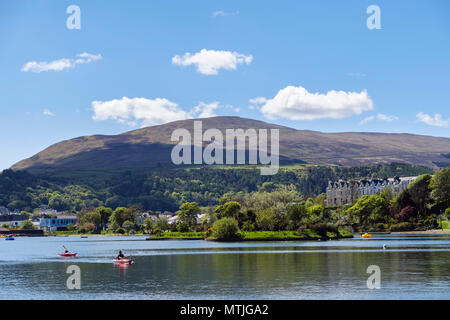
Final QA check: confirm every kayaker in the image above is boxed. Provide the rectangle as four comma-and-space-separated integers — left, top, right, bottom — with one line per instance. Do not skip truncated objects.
117, 250, 125, 260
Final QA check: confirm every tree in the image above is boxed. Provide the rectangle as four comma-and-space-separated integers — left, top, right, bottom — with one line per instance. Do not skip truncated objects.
408, 174, 432, 219
347, 195, 380, 227
394, 190, 414, 212
395, 205, 416, 222
430, 168, 450, 208
213, 201, 241, 219
20, 220, 35, 230
142, 218, 153, 234
122, 220, 135, 233
95, 206, 113, 231
445, 208, 450, 219
255, 208, 277, 231
212, 218, 240, 240
176, 221, 189, 232
155, 217, 170, 231
286, 204, 307, 229
109, 207, 137, 232
177, 202, 200, 229
259, 182, 276, 192
79, 210, 102, 232
80, 222, 95, 233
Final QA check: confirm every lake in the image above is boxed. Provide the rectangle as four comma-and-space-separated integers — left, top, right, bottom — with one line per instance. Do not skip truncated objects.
0, 234, 449, 299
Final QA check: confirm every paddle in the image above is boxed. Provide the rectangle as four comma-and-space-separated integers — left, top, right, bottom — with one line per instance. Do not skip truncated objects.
62, 245, 69, 252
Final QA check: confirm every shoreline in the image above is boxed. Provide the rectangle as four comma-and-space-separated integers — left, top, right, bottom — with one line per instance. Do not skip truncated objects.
391, 229, 450, 235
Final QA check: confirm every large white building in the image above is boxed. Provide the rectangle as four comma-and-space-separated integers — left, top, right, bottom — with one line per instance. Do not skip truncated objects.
326, 176, 416, 207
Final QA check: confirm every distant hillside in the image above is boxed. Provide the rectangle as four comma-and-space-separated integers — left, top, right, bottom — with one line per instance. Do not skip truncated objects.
11, 116, 450, 173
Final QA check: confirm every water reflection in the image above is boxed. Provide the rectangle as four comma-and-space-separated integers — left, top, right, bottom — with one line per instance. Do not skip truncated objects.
0, 235, 449, 299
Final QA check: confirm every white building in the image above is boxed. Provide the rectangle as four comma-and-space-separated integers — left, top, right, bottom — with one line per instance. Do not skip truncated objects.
326, 176, 416, 207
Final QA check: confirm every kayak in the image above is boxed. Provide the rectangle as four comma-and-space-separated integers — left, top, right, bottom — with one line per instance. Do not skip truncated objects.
361, 233, 372, 238
59, 252, 77, 257
5, 237, 15, 240
113, 258, 133, 265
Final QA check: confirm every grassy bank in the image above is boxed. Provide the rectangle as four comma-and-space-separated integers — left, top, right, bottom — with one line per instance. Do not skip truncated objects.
146, 232, 205, 240
52, 230, 354, 241
208, 230, 353, 241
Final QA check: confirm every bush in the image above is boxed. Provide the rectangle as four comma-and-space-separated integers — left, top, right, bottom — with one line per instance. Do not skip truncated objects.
255, 208, 277, 231
212, 218, 240, 240
241, 220, 255, 232
116, 227, 125, 234
205, 227, 214, 238
177, 221, 190, 232
390, 222, 425, 232
445, 208, 450, 219
309, 223, 338, 238
20, 220, 35, 230
122, 220, 135, 233
395, 205, 416, 222
80, 222, 95, 233
152, 228, 162, 235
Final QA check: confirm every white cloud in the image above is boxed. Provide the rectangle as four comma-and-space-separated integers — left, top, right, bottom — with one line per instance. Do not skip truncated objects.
358, 113, 398, 125
212, 10, 239, 17
22, 52, 102, 73
259, 86, 373, 120
92, 97, 224, 126
212, 10, 226, 17
92, 97, 188, 127
234, 107, 240, 113
172, 49, 253, 75
191, 101, 220, 118
416, 112, 449, 127
249, 97, 267, 105
43, 109, 55, 116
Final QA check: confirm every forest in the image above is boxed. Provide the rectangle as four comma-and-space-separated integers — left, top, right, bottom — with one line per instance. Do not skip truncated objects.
54, 167, 450, 237
0, 163, 433, 214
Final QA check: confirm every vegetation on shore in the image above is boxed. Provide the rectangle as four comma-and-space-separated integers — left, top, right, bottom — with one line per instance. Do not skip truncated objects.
0, 163, 431, 213
1, 165, 448, 241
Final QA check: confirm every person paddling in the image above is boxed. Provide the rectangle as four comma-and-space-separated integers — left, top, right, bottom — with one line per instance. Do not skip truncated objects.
117, 250, 125, 260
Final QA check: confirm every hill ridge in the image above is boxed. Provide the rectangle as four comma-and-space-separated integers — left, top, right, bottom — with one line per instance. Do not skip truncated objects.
11, 116, 450, 172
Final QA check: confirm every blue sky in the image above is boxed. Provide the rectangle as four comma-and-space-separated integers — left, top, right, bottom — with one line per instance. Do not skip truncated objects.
1, 0, 449, 170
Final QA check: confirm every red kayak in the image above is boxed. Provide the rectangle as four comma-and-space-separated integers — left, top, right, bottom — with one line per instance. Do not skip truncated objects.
59, 252, 77, 257
113, 258, 133, 264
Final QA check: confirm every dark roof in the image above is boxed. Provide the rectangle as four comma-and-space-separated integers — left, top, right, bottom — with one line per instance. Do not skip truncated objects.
0, 214, 29, 222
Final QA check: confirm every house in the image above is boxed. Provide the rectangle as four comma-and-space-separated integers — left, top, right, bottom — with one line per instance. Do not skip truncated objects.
0, 214, 30, 228
0, 206, 9, 215
326, 176, 417, 207
167, 214, 207, 225
39, 215, 77, 231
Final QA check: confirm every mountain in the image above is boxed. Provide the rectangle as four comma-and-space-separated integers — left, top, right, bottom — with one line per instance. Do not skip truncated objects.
11, 116, 450, 173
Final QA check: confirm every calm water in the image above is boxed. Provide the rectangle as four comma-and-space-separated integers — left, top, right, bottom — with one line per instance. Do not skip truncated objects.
0, 234, 449, 299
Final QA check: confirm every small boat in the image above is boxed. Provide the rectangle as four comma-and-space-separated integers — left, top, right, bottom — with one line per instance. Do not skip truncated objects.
5, 236, 15, 240
80, 236, 88, 238
58, 252, 77, 257
113, 258, 134, 265
361, 233, 372, 238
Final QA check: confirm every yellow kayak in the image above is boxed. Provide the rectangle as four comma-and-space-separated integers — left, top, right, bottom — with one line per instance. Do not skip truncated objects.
361, 233, 372, 238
